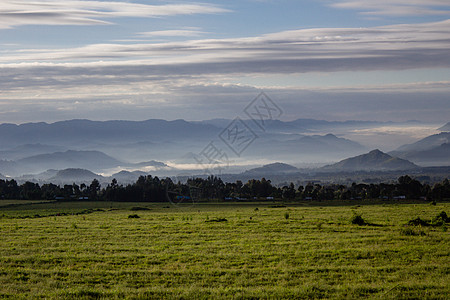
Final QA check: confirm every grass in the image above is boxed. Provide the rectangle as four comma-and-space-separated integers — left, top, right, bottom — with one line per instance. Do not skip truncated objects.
0, 201, 449, 299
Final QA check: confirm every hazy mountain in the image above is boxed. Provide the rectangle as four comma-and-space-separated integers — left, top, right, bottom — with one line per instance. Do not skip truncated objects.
394, 132, 450, 152
392, 143, 450, 167
17, 169, 60, 182
438, 122, 450, 132
243, 162, 299, 176
129, 161, 168, 169
288, 134, 364, 151
322, 149, 419, 171
15, 150, 122, 174
0, 118, 441, 180
0, 119, 220, 148
249, 133, 367, 162
0, 160, 19, 177
390, 132, 450, 166
48, 168, 104, 183
0, 144, 66, 160
198, 118, 392, 133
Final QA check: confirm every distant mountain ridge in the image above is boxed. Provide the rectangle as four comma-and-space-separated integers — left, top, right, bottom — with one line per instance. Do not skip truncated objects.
322, 149, 419, 171
16, 150, 122, 174
49, 169, 102, 182
243, 162, 299, 176
394, 132, 450, 152
391, 143, 450, 167
390, 132, 450, 166
0, 119, 220, 147
0, 150, 167, 177
1, 118, 446, 180
438, 122, 450, 132
0, 144, 66, 160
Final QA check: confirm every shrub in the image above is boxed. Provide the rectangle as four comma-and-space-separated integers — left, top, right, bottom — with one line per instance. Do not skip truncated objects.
205, 218, 227, 222
400, 227, 426, 236
128, 214, 140, 219
130, 207, 150, 211
350, 214, 366, 225
432, 211, 449, 226
284, 212, 290, 220
407, 217, 429, 226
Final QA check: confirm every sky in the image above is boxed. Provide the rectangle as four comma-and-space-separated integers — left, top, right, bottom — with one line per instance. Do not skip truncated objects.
0, 0, 449, 124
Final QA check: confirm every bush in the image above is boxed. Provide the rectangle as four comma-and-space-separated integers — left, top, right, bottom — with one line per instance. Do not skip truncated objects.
407, 217, 429, 226
128, 214, 140, 219
350, 214, 366, 225
284, 212, 290, 220
432, 211, 449, 226
205, 218, 227, 223
400, 227, 426, 236
130, 207, 150, 211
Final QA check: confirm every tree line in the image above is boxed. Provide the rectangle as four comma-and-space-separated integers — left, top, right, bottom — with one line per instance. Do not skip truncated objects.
0, 175, 449, 202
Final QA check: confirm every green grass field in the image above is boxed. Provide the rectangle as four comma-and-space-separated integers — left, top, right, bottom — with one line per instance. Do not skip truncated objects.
0, 201, 449, 299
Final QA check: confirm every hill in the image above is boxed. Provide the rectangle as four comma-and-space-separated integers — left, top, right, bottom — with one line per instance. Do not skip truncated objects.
243, 162, 299, 176
322, 149, 419, 172
16, 150, 122, 174
48, 169, 104, 183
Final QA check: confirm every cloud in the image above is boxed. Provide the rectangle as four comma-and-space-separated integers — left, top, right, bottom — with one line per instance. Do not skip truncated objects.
0, 19, 449, 124
1, 19, 449, 71
138, 28, 207, 38
0, 0, 229, 29
331, 0, 450, 17
0, 79, 449, 124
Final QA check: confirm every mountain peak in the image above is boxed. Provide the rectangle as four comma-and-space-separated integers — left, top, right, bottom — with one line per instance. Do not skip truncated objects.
322, 149, 418, 172
368, 149, 387, 156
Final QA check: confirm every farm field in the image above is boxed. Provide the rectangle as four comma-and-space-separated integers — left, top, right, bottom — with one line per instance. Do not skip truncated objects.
0, 201, 449, 299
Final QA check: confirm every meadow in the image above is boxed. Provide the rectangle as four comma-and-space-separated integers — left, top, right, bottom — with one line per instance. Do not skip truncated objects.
0, 200, 449, 299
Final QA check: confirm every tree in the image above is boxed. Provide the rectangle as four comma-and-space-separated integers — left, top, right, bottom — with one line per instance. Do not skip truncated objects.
89, 179, 101, 200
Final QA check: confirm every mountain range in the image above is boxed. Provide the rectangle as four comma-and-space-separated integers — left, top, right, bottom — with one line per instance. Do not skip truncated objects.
0, 119, 448, 181
0, 150, 168, 177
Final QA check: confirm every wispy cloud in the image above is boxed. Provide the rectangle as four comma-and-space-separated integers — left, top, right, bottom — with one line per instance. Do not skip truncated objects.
331, 0, 450, 16
0, 0, 229, 29
1, 19, 449, 71
0, 18, 449, 123
138, 28, 207, 38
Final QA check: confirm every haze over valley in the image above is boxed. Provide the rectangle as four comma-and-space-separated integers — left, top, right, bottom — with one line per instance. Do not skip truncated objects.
0, 118, 448, 185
